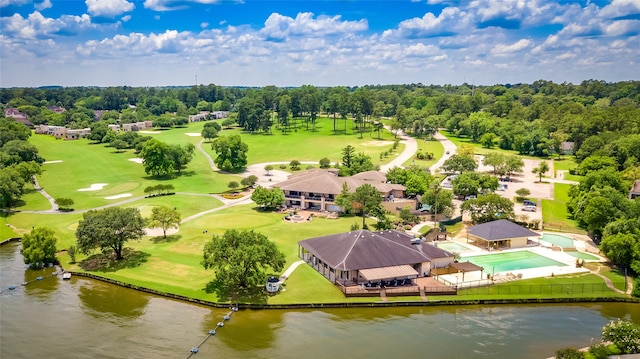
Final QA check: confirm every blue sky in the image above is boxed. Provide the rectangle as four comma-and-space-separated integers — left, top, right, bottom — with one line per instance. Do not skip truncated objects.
1, 0, 639, 87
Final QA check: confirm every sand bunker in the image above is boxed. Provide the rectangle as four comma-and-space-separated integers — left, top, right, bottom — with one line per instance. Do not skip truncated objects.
104, 193, 132, 200
185, 133, 201, 137
43, 160, 63, 164
145, 226, 179, 237
362, 140, 393, 147
128, 158, 144, 164
78, 183, 108, 192
139, 131, 161, 134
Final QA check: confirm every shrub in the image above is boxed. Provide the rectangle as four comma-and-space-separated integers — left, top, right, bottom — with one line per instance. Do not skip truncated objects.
554, 347, 584, 359
279, 164, 287, 169
350, 223, 360, 231
68, 245, 77, 264
319, 157, 331, 169
602, 319, 640, 354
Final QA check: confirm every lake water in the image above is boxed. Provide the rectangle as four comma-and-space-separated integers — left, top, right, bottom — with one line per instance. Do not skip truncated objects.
1, 242, 637, 359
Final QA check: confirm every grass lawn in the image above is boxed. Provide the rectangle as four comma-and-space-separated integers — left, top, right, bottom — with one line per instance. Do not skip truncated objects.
0, 213, 19, 240
542, 183, 585, 234
586, 263, 628, 292
441, 130, 544, 160
402, 136, 444, 168
28, 128, 241, 210
552, 158, 583, 182
202, 117, 399, 166
435, 273, 625, 300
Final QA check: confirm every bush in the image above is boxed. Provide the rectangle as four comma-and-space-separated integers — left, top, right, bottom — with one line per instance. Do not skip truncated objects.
319, 157, 331, 169
68, 245, 77, 264
602, 319, 640, 354
588, 343, 617, 359
279, 164, 287, 169
350, 223, 360, 231
554, 347, 584, 359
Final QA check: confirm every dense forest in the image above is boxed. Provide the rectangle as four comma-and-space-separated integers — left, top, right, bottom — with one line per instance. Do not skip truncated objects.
1, 79, 640, 272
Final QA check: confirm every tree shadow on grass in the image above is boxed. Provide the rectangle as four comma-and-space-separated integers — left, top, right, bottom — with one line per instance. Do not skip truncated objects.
204, 280, 269, 304
79, 248, 150, 272
150, 234, 182, 244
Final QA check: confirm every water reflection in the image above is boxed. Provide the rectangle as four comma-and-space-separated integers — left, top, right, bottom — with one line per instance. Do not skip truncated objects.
78, 280, 150, 321
23, 266, 59, 298
204, 308, 285, 351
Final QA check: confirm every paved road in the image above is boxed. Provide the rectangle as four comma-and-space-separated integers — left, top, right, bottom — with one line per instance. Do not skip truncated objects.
428, 131, 457, 173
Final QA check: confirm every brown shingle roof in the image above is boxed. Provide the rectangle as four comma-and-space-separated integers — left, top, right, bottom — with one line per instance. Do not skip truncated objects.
299, 230, 453, 271
631, 180, 640, 194
275, 169, 404, 195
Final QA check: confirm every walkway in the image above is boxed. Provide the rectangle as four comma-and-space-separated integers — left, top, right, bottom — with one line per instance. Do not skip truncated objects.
32, 175, 58, 211
196, 138, 219, 172
591, 265, 634, 296
278, 260, 305, 284
380, 128, 418, 172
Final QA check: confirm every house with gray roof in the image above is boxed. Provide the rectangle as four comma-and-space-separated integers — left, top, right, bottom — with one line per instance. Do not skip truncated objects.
466, 219, 539, 249
298, 230, 455, 290
275, 169, 406, 212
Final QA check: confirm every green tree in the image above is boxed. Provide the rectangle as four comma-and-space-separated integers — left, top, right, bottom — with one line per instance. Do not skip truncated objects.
0, 167, 26, 209
441, 154, 478, 174
504, 155, 525, 177
202, 122, 221, 141
335, 182, 353, 214
75, 207, 146, 260
201, 229, 285, 290
422, 186, 455, 217
289, 160, 301, 171
140, 138, 173, 176
22, 227, 57, 269
241, 175, 259, 187
212, 134, 248, 172
68, 245, 77, 264
452, 172, 499, 197
112, 139, 128, 152
251, 186, 285, 209
264, 164, 274, 176
319, 157, 331, 169
55, 197, 74, 210
532, 161, 549, 182
168, 143, 195, 175
228, 181, 240, 192
461, 194, 514, 224
483, 152, 506, 175
515, 188, 531, 202
148, 206, 181, 238
351, 184, 383, 229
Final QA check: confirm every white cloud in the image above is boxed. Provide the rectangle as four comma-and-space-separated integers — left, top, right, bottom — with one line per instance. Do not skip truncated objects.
0, 0, 29, 8
491, 38, 532, 55
85, 0, 134, 18
200, 22, 208, 28
35, 0, 52, 11
121, 14, 131, 22
143, 0, 219, 11
0, 11, 94, 40
599, 0, 640, 19
260, 12, 367, 40
389, 7, 468, 38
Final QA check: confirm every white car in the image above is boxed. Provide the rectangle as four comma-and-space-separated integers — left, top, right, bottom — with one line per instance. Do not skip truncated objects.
522, 205, 537, 212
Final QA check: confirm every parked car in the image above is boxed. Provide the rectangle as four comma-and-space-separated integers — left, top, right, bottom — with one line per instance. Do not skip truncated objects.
522, 205, 537, 212
497, 184, 508, 191
464, 195, 477, 201
523, 200, 537, 207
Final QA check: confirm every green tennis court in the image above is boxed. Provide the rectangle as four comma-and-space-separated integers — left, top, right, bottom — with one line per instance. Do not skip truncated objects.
435, 241, 471, 252
464, 251, 567, 273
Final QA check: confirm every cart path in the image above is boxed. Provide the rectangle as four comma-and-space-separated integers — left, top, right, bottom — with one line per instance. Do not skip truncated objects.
278, 260, 305, 283
592, 265, 634, 296
32, 175, 58, 211
196, 138, 219, 172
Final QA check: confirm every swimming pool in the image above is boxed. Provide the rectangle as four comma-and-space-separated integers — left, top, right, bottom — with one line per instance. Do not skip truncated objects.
463, 251, 567, 273
564, 250, 600, 261
435, 241, 471, 253
541, 234, 574, 248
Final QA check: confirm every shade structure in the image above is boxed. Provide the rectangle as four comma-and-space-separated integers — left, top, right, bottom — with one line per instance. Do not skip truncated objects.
360, 265, 419, 281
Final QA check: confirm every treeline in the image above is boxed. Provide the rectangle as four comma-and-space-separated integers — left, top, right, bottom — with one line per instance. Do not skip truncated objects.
0, 118, 43, 209
2, 81, 639, 155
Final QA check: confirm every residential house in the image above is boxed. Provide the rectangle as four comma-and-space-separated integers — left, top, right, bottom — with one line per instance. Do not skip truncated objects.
298, 229, 455, 294
274, 169, 407, 212
34, 125, 90, 140
630, 180, 640, 200
4, 108, 32, 127
46, 106, 65, 114
107, 124, 120, 133
188, 112, 209, 122
122, 121, 153, 132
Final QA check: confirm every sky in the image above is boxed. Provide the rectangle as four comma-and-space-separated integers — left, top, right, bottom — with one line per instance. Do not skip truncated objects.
0, 0, 639, 88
